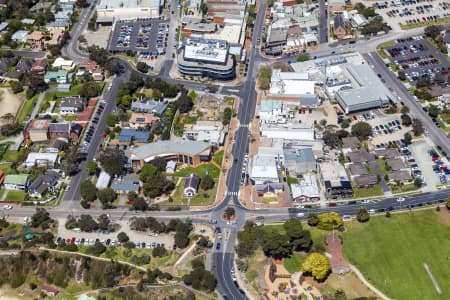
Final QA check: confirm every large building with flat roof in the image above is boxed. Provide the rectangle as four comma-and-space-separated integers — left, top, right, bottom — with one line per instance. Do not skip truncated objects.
126, 140, 211, 168
178, 38, 236, 80
96, 0, 161, 20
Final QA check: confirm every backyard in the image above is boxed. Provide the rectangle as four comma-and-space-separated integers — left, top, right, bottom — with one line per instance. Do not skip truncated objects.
341, 209, 450, 300
352, 184, 383, 198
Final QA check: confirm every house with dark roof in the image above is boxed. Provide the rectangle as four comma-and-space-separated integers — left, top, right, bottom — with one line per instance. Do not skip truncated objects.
119, 128, 151, 143
353, 175, 377, 188
28, 171, 60, 198
184, 174, 200, 197
387, 170, 411, 183
348, 163, 369, 177
386, 158, 406, 171
31, 59, 48, 75
16, 58, 34, 73
333, 14, 347, 40
347, 150, 367, 163
255, 182, 284, 196
70, 123, 83, 140
0, 57, 12, 75
111, 178, 140, 194
299, 94, 320, 108
59, 96, 86, 114
342, 136, 359, 151
47, 123, 70, 140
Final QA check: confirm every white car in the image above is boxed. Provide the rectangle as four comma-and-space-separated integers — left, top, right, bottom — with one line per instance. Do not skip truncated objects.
2, 205, 12, 210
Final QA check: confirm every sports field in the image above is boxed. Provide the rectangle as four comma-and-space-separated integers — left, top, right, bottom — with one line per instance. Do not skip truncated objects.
342, 209, 450, 300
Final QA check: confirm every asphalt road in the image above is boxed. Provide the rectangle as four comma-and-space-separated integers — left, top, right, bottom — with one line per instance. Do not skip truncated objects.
364, 52, 450, 157
318, 0, 328, 44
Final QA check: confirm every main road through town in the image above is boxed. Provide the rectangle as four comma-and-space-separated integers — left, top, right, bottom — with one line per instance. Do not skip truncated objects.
26, 1, 450, 299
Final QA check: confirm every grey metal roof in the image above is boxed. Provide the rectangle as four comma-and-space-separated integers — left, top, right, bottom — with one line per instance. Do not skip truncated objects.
299, 94, 319, 107
128, 140, 210, 160
333, 14, 345, 31
284, 147, 315, 163
184, 174, 200, 190
131, 99, 168, 115
111, 179, 140, 192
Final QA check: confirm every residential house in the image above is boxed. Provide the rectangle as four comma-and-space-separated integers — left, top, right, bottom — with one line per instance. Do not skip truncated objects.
46, 19, 70, 30
184, 174, 200, 197
386, 158, 406, 171
347, 150, 366, 163
76, 61, 104, 81
29, 2, 52, 15
28, 171, 60, 198
329, 0, 346, 13
131, 99, 168, 115
40, 285, 59, 297
118, 128, 151, 143
333, 14, 347, 40
291, 174, 320, 202
11, 30, 28, 43
48, 123, 70, 140
348, 163, 368, 177
375, 148, 400, 159
387, 170, 411, 183
31, 59, 48, 75
59, 96, 86, 114
111, 178, 140, 194
255, 182, 284, 197
44, 70, 69, 84
52, 57, 74, 71
2, 71, 22, 81
0, 22, 8, 34
342, 136, 359, 152
3, 174, 30, 191
166, 160, 177, 173
27, 31, 46, 49
23, 119, 50, 142
353, 175, 377, 188
23, 152, 59, 168
15, 58, 34, 73
0, 57, 11, 75
128, 112, 158, 129
70, 123, 83, 140
45, 29, 65, 48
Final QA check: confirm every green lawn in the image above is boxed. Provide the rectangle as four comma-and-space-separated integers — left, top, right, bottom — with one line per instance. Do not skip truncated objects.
213, 150, 224, 166
287, 176, 299, 184
376, 159, 388, 175
2, 150, 20, 161
4, 190, 26, 202
0, 163, 15, 174
17, 94, 39, 123
284, 253, 305, 274
162, 178, 217, 206
352, 184, 383, 199
341, 210, 450, 300
174, 163, 220, 179
391, 182, 419, 194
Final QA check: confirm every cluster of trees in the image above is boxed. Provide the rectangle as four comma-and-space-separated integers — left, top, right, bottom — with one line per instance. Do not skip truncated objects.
222, 107, 233, 126
66, 214, 112, 233
182, 257, 217, 292
137, 268, 173, 288
30, 208, 54, 230
80, 180, 117, 209
136, 61, 149, 73
145, 78, 179, 99
139, 160, 175, 198
238, 219, 312, 259
351, 121, 373, 140
97, 148, 126, 176
257, 65, 272, 90
61, 144, 85, 176
130, 217, 193, 249
323, 129, 350, 149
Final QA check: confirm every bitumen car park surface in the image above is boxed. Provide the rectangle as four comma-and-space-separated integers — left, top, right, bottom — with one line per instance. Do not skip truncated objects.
109, 19, 169, 56
384, 36, 450, 83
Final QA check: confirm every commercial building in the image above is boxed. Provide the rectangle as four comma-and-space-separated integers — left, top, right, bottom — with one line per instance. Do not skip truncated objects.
126, 140, 211, 168
291, 174, 320, 202
96, 171, 111, 190
178, 38, 236, 80
118, 128, 151, 143
131, 99, 168, 115
320, 161, 352, 198
260, 124, 315, 141
23, 120, 50, 142
183, 122, 225, 146
270, 69, 316, 97
284, 147, 316, 177
259, 100, 285, 123
96, 0, 161, 20
3, 174, 30, 191
111, 178, 140, 194
59, 96, 86, 114
23, 152, 59, 168
249, 146, 284, 185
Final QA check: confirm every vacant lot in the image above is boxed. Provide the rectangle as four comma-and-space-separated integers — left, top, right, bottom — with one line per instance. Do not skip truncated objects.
0, 88, 24, 125
342, 209, 450, 300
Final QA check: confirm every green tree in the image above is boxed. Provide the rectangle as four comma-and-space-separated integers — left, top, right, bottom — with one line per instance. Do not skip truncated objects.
139, 164, 159, 182
257, 65, 272, 90
132, 197, 148, 211
414, 177, 423, 188
301, 252, 331, 281
96, 188, 116, 208
80, 180, 97, 201
80, 82, 101, 97
317, 212, 343, 230
136, 62, 148, 73
424, 25, 442, 40
90, 241, 106, 255
105, 114, 118, 127
427, 104, 440, 118
222, 107, 233, 126
340, 119, 350, 128
200, 1, 208, 16
85, 161, 98, 175
174, 93, 194, 113
307, 212, 319, 226
356, 207, 370, 223
200, 174, 215, 190
412, 118, 424, 136
351, 121, 373, 140
117, 232, 129, 243
283, 218, 312, 250
403, 132, 412, 145
400, 105, 410, 114
237, 221, 264, 258
224, 207, 235, 220
97, 148, 125, 175
334, 288, 347, 300
262, 231, 291, 258
9, 81, 23, 94
297, 53, 310, 62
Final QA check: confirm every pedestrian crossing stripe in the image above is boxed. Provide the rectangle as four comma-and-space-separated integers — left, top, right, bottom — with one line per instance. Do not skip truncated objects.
239, 124, 249, 128
226, 191, 239, 196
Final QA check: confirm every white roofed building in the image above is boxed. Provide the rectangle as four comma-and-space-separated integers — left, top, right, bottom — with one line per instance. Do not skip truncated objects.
96, 0, 161, 20
270, 69, 316, 96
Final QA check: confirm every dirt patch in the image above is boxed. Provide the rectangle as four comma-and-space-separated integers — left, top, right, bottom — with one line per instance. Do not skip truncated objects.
325, 235, 350, 274
434, 209, 450, 226
0, 88, 24, 125
325, 272, 378, 299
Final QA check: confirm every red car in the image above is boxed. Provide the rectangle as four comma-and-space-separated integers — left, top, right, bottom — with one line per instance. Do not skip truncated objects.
70, 237, 76, 244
